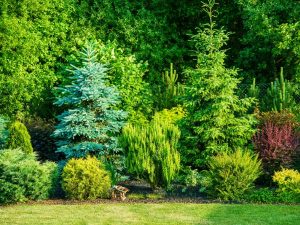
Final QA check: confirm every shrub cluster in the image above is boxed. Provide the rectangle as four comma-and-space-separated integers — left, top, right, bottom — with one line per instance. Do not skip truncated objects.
0, 149, 57, 204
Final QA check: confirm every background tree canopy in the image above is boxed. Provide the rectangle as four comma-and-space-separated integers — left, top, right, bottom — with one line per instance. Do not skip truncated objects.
0, 0, 299, 119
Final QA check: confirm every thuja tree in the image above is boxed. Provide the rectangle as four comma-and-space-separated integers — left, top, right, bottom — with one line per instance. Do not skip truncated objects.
53, 45, 127, 159
121, 111, 181, 189
181, 0, 256, 168
6, 121, 33, 154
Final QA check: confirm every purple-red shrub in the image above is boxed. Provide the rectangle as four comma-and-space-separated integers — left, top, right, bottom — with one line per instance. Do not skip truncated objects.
253, 111, 299, 176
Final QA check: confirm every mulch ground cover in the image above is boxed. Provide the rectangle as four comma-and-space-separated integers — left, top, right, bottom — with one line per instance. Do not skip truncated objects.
15, 180, 222, 205
9, 180, 298, 206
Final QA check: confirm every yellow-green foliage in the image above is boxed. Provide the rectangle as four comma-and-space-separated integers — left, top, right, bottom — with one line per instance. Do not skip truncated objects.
62, 156, 111, 200
152, 107, 185, 124
7, 121, 33, 154
121, 116, 180, 189
208, 149, 262, 201
273, 168, 300, 194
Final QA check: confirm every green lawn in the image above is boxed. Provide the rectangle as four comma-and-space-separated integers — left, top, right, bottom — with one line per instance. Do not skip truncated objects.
0, 203, 299, 225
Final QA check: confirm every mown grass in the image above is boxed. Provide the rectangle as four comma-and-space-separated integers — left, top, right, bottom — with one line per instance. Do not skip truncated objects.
0, 203, 299, 225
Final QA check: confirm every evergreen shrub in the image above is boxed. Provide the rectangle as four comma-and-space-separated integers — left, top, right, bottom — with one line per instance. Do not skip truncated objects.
62, 156, 111, 200
273, 168, 300, 195
6, 121, 33, 154
0, 149, 57, 204
206, 149, 262, 201
121, 110, 181, 189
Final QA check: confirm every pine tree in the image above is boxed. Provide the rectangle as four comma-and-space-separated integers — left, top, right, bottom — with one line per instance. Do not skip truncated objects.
53, 44, 127, 159
264, 67, 295, 112
181, 0, 256, 168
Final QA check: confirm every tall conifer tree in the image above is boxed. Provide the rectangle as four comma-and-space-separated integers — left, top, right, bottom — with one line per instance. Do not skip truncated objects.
54, 44, 127, 159
181, 0, 256, 168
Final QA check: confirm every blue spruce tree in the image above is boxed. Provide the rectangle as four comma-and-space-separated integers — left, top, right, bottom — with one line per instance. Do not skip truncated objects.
53, 44, 127, 158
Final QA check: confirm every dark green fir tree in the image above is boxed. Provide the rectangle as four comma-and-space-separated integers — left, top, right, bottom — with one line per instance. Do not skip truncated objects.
53, 44, 127, 159
181, 0, 256, 168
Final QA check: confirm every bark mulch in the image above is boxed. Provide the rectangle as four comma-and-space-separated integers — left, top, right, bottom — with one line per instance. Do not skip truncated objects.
13, 180, 222, 206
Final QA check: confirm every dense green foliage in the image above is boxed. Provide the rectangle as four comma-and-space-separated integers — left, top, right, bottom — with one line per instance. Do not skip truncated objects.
121, 111, 181, 188
53, 45, 127, 158
6, 121, 33, 154
250, 68, 299, 113
263, 68, 295, 112
0, 0, 299, 118
62, 156, 111, 200
235, 0, 300, 83
0, 0, 185, 117
181, 1, 256, 168
243, 187, 299, 204
0, 149, 57, 204
0, 0, 299, 203
204, 149, 262, 201
97, 41, 153, 123
157, 63, 183, 110
0, 0, 82, 118
0, 116, 9, 148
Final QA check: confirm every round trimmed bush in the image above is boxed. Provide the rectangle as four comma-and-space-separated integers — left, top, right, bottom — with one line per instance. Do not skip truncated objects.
206, 149, 262, 201
273, 168, 300, 194
0, 149, 58, 204
62, 156, 111, 200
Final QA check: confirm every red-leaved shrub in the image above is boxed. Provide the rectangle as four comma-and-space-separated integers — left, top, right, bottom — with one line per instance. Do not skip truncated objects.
253, 111, 299, 176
